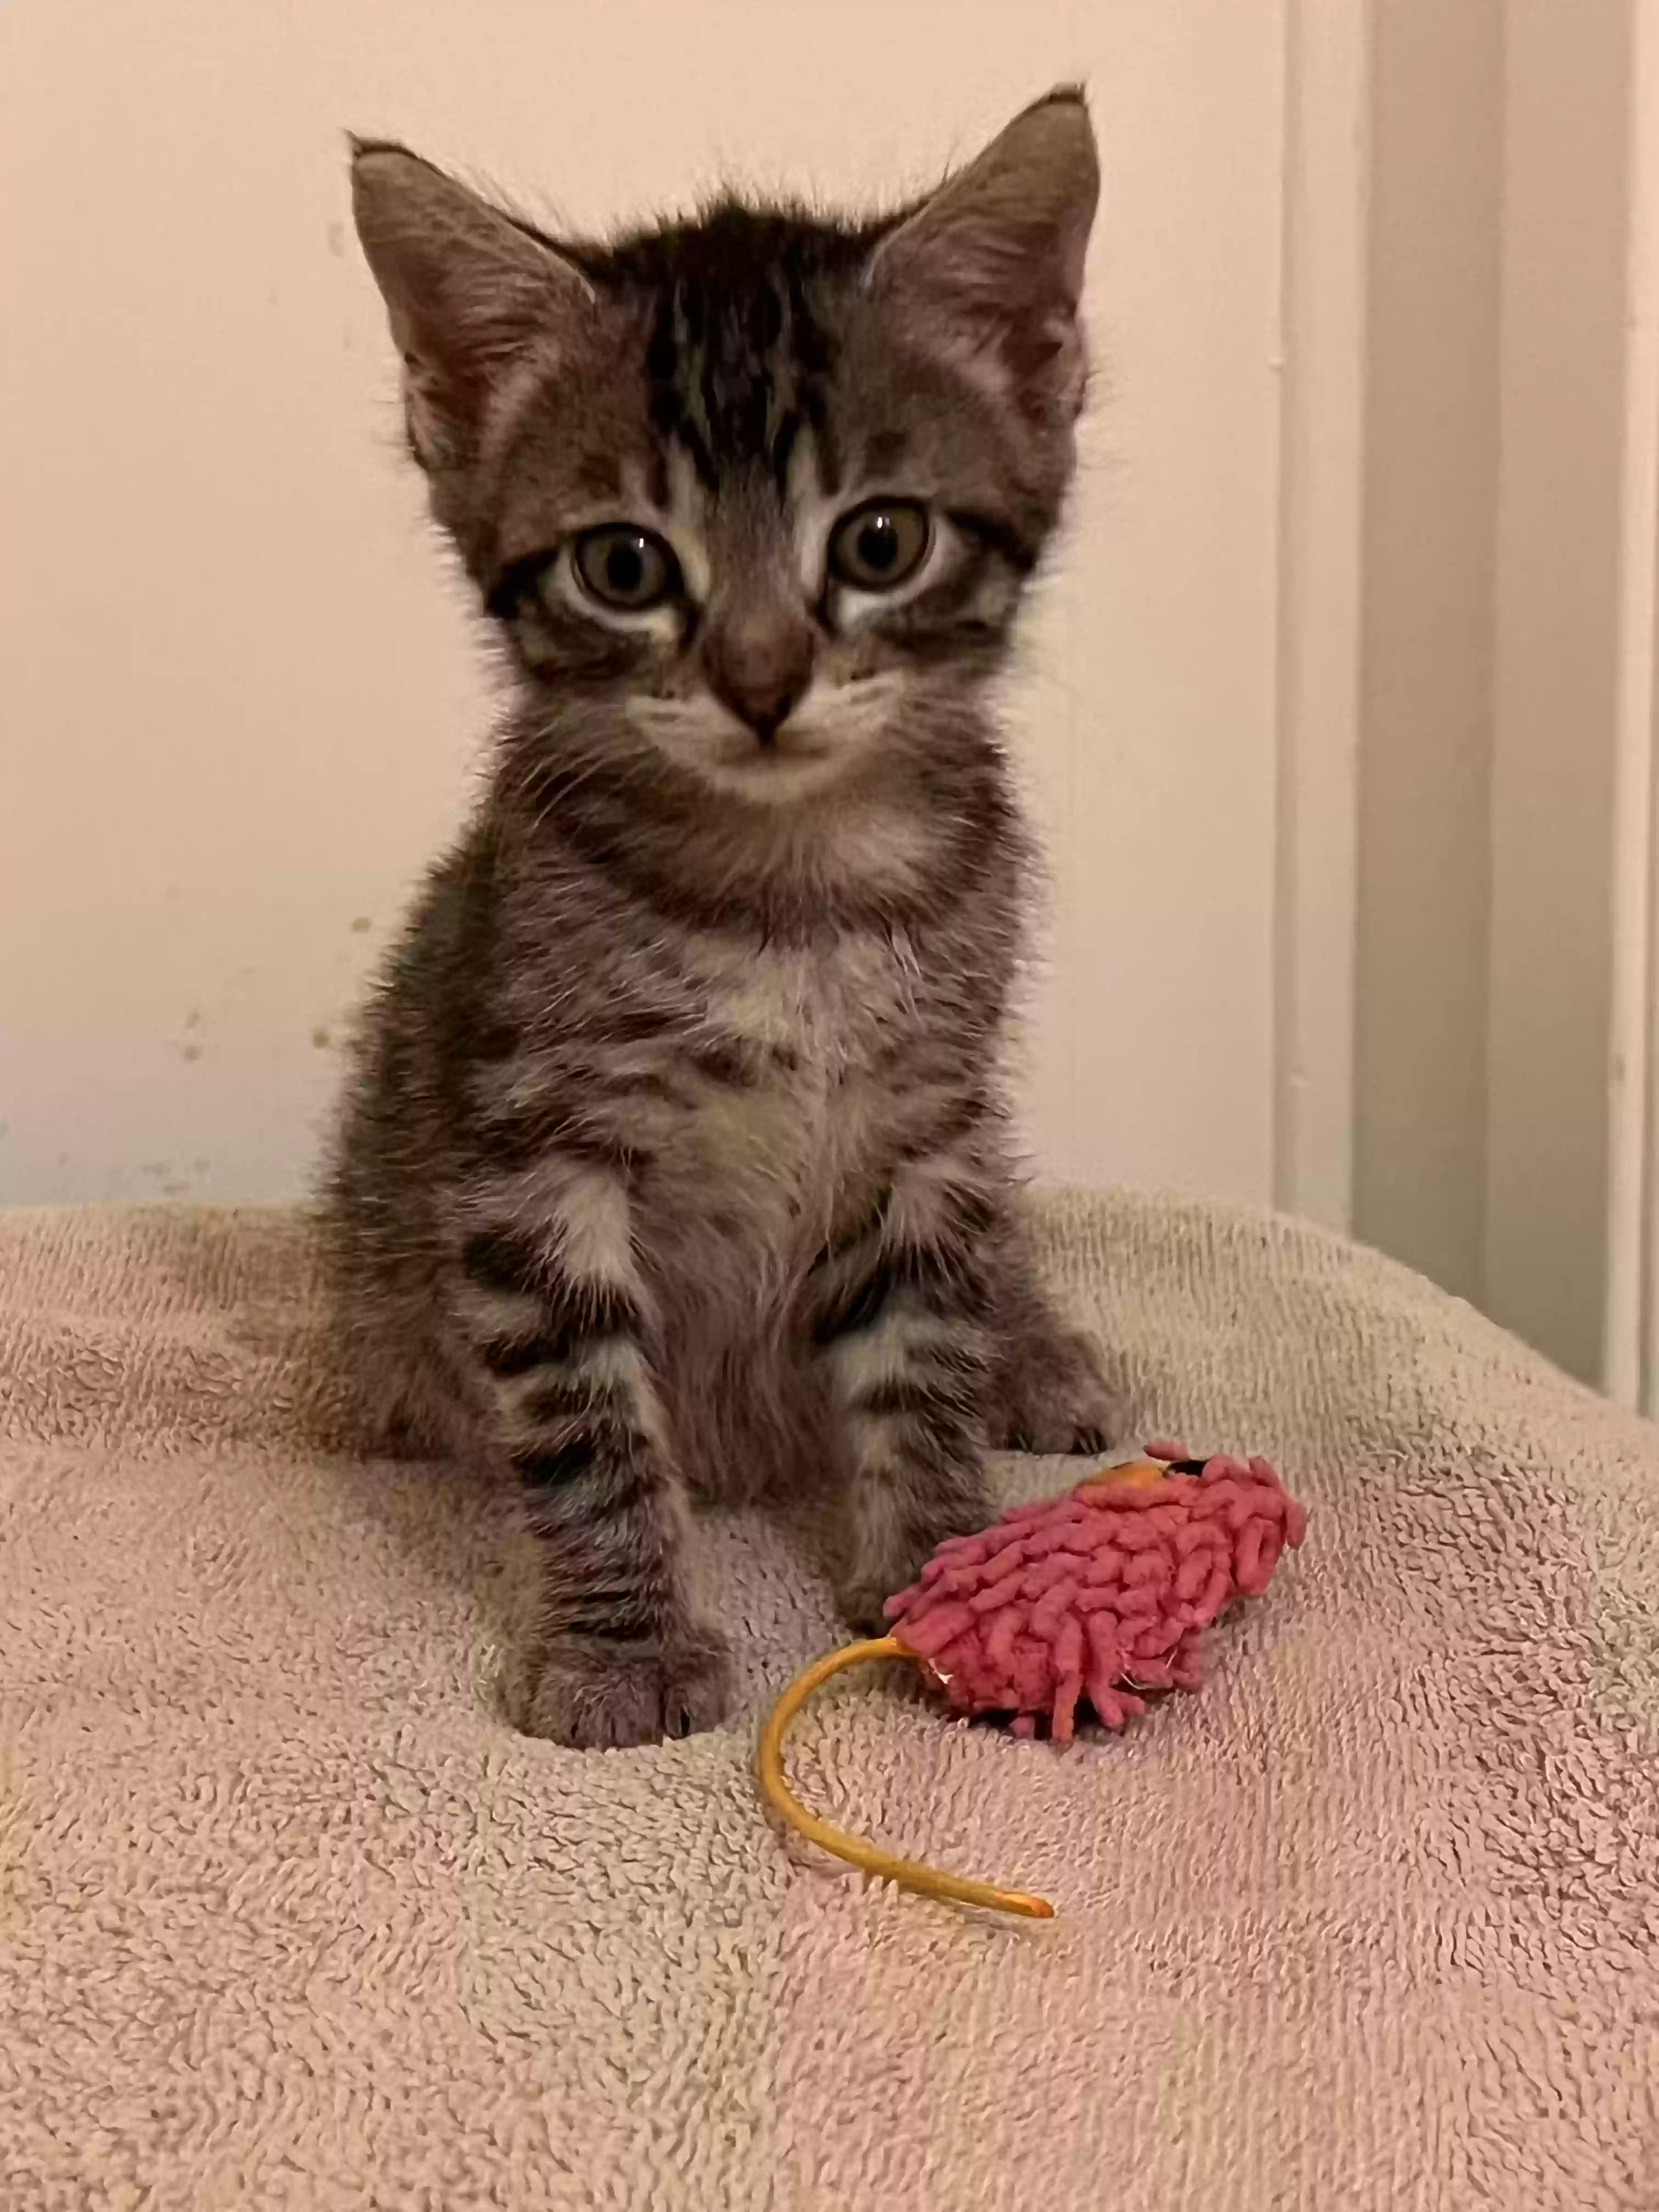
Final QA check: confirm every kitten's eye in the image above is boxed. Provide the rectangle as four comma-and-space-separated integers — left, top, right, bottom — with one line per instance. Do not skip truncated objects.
572, 524, 679, 612
827, 499, 932, 592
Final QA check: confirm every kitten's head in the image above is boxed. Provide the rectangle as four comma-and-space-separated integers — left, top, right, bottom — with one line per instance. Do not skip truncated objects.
351, 93, 1097, 809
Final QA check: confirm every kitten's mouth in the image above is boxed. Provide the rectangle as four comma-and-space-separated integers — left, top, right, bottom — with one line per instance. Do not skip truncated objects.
693, 725, 848, 804
731, 728, 834, 766
626, 695, 866, 802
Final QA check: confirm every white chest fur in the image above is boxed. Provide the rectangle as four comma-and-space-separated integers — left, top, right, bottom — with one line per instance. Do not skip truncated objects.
660, 929, 915, 1255
689, 930, 915, 1071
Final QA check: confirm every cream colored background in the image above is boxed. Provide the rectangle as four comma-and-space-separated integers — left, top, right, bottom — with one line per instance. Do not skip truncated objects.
0, 0, 1283, 1210
6, 1, 1657, 1406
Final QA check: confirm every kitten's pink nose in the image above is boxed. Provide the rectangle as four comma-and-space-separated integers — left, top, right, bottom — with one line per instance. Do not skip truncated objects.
706, 612, 814, 743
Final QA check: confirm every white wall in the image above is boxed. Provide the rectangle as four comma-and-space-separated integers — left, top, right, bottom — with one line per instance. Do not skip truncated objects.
0, 0, 1286, 1209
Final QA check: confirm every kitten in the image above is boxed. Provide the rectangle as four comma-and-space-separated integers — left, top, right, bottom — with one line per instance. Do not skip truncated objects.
329, 88, 1117, 1747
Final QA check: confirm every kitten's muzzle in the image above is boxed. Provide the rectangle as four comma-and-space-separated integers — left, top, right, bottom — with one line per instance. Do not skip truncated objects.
704, 609, 815, 746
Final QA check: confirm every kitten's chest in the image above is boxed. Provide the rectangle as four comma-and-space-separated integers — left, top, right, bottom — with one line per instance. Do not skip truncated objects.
695, 932, 907, 1075
659, 931, 913, 1229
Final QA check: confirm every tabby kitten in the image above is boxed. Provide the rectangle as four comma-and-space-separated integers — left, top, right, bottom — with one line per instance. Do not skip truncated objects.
331, 89, 1116, 1747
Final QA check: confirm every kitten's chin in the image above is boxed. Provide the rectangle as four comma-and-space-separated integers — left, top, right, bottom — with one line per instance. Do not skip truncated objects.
687, 741, 848, 806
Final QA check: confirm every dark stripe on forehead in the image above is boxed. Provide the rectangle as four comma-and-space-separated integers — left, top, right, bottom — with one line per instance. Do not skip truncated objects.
799, 379, 840, 497
646, 290, 716, 488
640, 252, 840, 490
785, 262, 840, 493
644, 440, 671, 513
770, 409, 803, 495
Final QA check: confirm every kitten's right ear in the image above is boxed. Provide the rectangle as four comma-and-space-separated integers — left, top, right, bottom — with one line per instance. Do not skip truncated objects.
349, 139, 592, 470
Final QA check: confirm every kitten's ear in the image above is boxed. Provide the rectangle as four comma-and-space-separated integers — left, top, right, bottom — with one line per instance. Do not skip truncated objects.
349, 140, 592, 469
868, 89, 1099, 418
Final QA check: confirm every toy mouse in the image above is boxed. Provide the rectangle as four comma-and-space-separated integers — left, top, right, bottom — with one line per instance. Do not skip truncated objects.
758, 1443, 1308, 1917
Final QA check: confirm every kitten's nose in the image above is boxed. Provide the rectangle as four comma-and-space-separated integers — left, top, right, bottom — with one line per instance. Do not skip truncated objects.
706, 612, 815, 744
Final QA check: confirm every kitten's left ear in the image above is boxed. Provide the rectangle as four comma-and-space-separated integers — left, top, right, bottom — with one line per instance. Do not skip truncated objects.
867, 88, 1099, 419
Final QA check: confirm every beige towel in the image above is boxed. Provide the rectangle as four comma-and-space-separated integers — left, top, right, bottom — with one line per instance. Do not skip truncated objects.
1, 1194, 1655, 2210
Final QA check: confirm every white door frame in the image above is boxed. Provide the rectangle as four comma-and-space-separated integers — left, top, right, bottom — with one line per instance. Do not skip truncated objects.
1271, 0, 1659, 1402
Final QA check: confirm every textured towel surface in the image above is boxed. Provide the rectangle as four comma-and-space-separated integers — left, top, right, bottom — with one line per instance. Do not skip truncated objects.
2, 1194, 1656, 2210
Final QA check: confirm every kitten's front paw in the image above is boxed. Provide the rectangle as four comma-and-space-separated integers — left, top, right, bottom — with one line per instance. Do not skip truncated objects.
838, 1579, 902, 1638
992, 1325, 1122, 1456
837, 1502, 993, 1635
502, 1627, 734, 1748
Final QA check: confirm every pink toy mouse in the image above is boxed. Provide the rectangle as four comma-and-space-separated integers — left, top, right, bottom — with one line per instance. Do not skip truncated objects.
758, 1444, 1309, 1917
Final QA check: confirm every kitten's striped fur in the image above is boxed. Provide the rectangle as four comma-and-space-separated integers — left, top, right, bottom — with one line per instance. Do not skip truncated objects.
330, 91, 1115, 1745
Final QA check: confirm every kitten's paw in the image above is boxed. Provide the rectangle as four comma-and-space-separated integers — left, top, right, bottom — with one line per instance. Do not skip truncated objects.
991, 1324, 1122, 1456
837, 1579, 902, 1638
837, 1502, 994, 1635
501, 1627, 734, 1748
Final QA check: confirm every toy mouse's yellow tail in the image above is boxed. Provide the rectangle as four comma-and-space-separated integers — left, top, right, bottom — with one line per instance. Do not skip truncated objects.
755, 1634, 1056, 1921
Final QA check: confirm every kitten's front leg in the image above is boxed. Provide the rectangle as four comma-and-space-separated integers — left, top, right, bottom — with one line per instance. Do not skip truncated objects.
810, 1170, 998, 1632
456, 1165, 730, 1747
